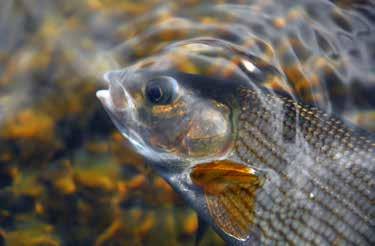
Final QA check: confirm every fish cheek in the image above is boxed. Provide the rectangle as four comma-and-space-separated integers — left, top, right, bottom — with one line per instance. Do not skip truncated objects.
139, 102, 190, 151
183, 101, 233, 158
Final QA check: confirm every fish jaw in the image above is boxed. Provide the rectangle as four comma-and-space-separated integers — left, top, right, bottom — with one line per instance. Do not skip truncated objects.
97, 75, 147, 158
96, 88, 150, 162
96, 89, 111, 109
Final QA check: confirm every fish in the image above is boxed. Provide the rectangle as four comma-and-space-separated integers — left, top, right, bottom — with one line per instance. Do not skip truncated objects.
96, 67, 375, 245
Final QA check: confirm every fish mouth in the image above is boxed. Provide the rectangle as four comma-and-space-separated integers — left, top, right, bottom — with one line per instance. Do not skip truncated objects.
96, 89, 111, 107
97, 71, 141, 146
96, 88, 149, 153
96, 75, 165, 162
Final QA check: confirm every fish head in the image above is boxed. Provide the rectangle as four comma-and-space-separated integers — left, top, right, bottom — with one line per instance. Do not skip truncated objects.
96, 68, 241, 172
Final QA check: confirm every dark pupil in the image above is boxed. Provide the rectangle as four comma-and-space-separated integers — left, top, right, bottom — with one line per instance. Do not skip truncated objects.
146, 77, 177, 105
148, 86, 163, 102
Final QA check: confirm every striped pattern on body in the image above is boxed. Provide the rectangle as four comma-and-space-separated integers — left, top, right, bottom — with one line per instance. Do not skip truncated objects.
234, 88, 375, 245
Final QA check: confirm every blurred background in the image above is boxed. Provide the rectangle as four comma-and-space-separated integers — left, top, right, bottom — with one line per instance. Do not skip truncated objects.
0, 0, 224, 245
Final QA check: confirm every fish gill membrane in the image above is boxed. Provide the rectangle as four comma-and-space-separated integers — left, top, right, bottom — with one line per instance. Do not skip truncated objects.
96, 0, 375, 244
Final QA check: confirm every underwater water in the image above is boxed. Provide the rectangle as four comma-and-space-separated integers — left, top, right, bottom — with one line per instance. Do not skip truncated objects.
0, 0, 374, 245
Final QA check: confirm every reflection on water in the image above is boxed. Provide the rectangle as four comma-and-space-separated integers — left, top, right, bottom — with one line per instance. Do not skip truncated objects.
0, 0, 374, 245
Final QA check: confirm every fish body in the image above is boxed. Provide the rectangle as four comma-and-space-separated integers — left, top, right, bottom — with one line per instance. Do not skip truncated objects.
232, 87, 375, 245
95, 0, 375, 244
97, 67, 375, 245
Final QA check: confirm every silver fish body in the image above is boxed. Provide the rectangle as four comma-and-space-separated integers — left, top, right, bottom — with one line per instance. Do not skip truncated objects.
229, 88, 375, 245
97, 68, 375, 245
160, 86, 375, 245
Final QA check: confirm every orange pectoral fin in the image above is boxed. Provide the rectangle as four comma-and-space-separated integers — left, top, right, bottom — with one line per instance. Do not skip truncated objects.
190, 160, 264, 240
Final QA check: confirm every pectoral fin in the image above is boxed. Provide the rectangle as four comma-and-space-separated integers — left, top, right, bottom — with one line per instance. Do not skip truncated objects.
190, 160, 264, 240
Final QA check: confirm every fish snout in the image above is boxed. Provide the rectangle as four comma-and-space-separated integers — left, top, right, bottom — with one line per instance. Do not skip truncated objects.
96, 89, 111, 109
98, 71, 134, 111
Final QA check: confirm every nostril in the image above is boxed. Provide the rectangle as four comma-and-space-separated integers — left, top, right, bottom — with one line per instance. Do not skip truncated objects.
104, 70, 123, 84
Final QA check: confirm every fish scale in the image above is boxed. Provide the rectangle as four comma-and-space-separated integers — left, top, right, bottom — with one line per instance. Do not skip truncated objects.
235, 88, 375, 245
242, 92, 369, 204
238, 120, 368, 243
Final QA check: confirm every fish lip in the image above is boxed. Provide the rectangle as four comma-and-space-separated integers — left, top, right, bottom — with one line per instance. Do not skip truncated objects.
96, 89, 110, 104
97, 70, 136, 136
97, 71, 113, 104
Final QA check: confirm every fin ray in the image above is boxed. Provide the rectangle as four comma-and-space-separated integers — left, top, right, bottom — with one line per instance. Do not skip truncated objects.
191, 160, 264, 240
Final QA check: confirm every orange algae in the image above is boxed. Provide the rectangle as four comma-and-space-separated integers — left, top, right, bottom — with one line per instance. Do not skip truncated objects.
85, 141, 109, 154
128, 174, 147, 190
95, 219, 123, 246
1, 109, 54, 141
183, 211, 198, 235
12, 173, 44, 198
54, 176, 76, 195
75, 169, 116, 192
138, 213, 156, 236
4, 218, 60, 246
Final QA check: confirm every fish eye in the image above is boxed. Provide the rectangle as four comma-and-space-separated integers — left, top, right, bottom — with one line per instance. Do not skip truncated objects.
145, 76, 178, 105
